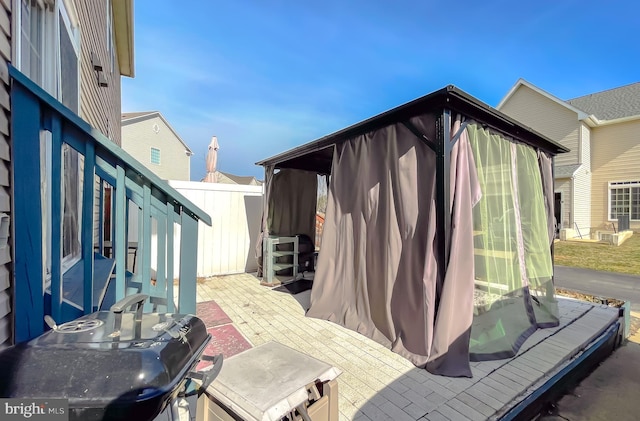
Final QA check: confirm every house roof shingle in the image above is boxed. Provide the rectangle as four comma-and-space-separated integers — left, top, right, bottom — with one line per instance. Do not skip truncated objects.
554, 164, 582, 179
567, 82, 640, 121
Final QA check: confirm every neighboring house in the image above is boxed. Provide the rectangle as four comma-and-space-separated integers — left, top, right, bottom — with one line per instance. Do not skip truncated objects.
121, 111, 193, 181
213, 170, 261, 186
498, 79, 640, 237
2, 0, 209, 348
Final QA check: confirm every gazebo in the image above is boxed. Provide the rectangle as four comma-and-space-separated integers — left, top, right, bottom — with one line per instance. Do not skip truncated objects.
256, 85, 569, 377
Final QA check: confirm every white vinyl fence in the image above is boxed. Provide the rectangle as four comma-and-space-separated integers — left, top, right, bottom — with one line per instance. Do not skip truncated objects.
169, 181, 263, 277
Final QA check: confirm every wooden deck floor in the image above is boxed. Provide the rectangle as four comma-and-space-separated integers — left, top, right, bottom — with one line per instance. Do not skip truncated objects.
197, 274, 620, 421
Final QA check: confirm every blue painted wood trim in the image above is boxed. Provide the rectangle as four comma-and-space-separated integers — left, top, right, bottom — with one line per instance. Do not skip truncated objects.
166, 203, 175, 313
178, 214, 198, 314
110, 180, 116, 255
98, 180, 104, 255
154, 212, 167, 300
82, 141, 96, 313
114, 166, 127, 301
9, 65, 211, 226
50, 116, 63, 322
12, 83, 45, 342
125, 198, 130, 263
95, 159, 143, 207
95, 156, 116, 182
141, 185, 152, 311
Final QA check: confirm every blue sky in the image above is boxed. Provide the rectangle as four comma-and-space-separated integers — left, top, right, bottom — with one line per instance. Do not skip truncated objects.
122, 1, 640, 181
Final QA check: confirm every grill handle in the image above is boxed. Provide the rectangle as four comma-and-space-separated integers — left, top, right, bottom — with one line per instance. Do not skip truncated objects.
110, 293, 149, 334
185, 354, 224, 397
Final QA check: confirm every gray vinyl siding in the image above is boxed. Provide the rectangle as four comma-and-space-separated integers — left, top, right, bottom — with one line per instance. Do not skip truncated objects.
499, 85, 580, 167
75, 0, 122, 243
0, 0, 10, 349
591, 119, 640, 230
121, 116, 191, 181
76, 0, 122, 146
555, 178, 572, 230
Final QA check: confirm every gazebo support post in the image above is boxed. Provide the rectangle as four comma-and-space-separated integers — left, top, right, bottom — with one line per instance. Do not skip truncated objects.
436, 108, 452, 274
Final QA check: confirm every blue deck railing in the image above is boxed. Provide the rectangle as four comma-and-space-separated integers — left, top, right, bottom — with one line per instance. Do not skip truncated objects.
10, 66, 212, 342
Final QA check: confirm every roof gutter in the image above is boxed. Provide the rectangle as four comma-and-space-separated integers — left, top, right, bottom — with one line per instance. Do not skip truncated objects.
112, 0, 135, 77
593, 114, 640, 127
580, 115, 599, 127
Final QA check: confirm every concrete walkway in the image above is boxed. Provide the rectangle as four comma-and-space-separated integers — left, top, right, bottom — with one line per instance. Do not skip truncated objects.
197, 274, 620, 421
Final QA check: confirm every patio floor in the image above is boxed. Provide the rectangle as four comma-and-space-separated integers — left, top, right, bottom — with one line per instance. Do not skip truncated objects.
196, 273, 620, 421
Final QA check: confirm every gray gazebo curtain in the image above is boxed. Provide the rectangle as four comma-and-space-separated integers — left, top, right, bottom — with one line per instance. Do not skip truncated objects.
426, 118, 480, 376
255, 164, 275, 277
306, 116, 557, 377
256, 167, 318, 276
307, 116, 479, 376
307, 120, 439, 367
267, 168, 317, 241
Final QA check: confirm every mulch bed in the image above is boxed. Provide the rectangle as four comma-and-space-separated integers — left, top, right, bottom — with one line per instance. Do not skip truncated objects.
555, 287, 626, 308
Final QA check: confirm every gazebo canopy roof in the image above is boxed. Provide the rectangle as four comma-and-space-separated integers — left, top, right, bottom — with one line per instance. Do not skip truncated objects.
256, 85, 569, 174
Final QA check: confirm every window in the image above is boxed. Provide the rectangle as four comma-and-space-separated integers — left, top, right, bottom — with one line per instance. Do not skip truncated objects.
151, 148, 161, 165
19, 0, 45, 87
609, 181, 640, 221
59, 10, 79, 113
17, 0, 82, 274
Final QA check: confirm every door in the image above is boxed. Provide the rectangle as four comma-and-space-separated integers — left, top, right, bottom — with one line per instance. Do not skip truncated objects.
554, 192, 562, 238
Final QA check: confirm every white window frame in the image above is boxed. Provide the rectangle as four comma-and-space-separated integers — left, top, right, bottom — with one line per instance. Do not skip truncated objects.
56, 0, 82, 272
16, 0, 83, 275
15, 0, 56, 93
151, 147, 161, 165
608, 181, 640, 221
57, 0, 80, 113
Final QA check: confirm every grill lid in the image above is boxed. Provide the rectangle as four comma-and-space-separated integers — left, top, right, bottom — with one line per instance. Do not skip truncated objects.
0, 297, 210, 410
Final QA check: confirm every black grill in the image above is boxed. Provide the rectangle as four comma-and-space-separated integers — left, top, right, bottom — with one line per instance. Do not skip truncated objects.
0, 294, 222, 421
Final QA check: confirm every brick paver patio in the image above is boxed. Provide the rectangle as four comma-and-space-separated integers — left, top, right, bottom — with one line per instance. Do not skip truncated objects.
197, 273, 619, 420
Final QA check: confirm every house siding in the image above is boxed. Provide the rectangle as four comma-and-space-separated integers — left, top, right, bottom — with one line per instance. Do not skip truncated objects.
122, 115, 191, 181
76, 0, 122, 146
571, 124, 592, 234
573, 167, 591, 235
555, 178, 572, 230
499, 85, 580, 167
75, 0, 123, 259
0, 0, 10, 349
580, 123, 591, 168
591, 119, 640, 230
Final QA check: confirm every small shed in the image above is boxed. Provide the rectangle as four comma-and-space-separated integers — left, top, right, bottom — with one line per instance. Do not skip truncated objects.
256, 86, 569, 377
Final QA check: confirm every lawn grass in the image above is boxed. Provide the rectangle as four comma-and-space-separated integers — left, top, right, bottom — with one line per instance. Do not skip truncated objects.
554, 233, 640, 275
